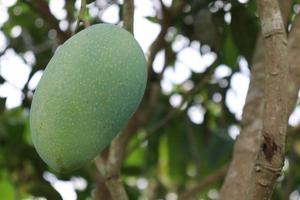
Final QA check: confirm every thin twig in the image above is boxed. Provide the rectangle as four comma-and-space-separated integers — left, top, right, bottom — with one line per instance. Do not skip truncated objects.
179, 165, 228, 200
73, 0, 87, 35
123, 0, 134, 34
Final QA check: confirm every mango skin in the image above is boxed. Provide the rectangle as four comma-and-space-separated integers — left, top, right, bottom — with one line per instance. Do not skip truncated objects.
30, 24, 147, 172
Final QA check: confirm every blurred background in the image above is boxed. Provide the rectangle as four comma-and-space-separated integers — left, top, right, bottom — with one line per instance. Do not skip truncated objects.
0, 0, 300, 199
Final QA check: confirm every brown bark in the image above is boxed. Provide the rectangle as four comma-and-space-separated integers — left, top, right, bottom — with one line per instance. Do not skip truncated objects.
123, 0, 134, 34
219, 0, 299, 199
219, 43, 266, 198
246, 0, 288, 198
95, 155, 128, 200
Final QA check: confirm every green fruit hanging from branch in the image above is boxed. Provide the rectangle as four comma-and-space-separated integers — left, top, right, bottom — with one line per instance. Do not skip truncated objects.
30, 24, 147, 172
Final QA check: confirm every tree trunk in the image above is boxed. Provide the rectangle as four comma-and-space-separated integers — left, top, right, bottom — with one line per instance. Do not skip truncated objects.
220, 0, 300, 199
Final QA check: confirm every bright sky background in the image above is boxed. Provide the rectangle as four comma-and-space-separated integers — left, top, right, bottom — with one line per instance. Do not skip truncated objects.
0, 0, 299, 199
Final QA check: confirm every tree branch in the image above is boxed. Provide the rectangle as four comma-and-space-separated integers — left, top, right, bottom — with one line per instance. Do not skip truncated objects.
95, 155, 128, 200
219, 0, 293, 199
123, 0, 134, 34
246, 0, 288, 198
94, 1, 136, 199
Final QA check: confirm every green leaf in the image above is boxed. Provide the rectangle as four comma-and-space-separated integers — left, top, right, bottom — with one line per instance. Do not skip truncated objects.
158, 134, 170, 186
0, 180, 16, 200
167, 122, 189, 184
145, 16, 159, 24
222, 28, 239, 68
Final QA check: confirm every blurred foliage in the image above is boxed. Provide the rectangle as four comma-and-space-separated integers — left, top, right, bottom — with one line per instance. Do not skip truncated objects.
0, 0, 299, 199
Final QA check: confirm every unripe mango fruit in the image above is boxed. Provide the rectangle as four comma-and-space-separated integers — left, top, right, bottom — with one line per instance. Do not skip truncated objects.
30, 24, 147, 172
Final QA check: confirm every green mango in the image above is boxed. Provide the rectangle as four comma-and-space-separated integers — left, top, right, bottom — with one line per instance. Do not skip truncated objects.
30, 24, 147, 172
